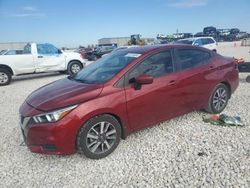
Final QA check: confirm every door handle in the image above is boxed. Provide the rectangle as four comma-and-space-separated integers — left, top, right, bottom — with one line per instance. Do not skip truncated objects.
38, 55, 43, 58
209, 65, 214, 70
168, 80, 176, 86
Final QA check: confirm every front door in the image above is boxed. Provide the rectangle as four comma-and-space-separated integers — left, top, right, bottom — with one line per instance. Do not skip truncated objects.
35, 43, 66, 72
124, 50, 186, 131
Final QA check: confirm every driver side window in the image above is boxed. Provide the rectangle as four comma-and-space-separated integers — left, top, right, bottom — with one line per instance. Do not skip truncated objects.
128, 50, 173, 81
37, 44, 59, 55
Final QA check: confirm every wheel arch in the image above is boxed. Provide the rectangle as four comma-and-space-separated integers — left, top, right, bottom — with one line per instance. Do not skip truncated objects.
221, 81, 231, 98
0, 64, 14, 75
106, 113, 127, 140
77, 111, 128, 142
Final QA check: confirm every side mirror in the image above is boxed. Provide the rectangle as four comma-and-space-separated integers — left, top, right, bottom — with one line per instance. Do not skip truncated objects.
135, 74, 154, 85
194, 42, 199, 46
58, 49, 63, 54
131, 74, 153, 90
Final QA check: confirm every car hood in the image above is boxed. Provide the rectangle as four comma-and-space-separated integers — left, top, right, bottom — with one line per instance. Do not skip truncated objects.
26, 78, 103, 112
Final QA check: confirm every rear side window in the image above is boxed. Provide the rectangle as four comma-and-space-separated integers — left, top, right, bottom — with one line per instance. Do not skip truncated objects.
23, 44, 31, 54
176, 49, 210, 70
6, 50, 16, 55
201, 38, 215, 45
207, 38, 215, 44
128, 50, 173, 80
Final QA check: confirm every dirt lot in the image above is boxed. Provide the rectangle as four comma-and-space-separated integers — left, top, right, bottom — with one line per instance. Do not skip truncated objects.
217, 41, 250, 62
0, 43, 249, 187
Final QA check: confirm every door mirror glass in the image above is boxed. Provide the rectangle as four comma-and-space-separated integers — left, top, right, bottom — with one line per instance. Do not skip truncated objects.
135, 74, 153, 85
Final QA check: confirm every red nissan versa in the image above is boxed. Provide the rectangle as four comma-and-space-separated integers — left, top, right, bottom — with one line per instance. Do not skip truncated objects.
19, 45, 239, 159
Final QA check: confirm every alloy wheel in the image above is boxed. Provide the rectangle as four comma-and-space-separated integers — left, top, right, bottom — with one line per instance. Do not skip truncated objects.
86, 121, 117, 154
212, 87, 228, 111
71, 64, 81, 74
0, 72, 8, 84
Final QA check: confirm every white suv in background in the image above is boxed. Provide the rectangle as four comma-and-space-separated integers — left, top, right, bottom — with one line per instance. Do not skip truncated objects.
176, 37, 217, 52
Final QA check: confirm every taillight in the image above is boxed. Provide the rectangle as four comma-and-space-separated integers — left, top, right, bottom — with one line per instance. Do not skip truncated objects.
233, 59, 239, 70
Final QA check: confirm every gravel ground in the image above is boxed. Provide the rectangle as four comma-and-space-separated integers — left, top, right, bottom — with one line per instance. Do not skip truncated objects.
0, 71, 250, 187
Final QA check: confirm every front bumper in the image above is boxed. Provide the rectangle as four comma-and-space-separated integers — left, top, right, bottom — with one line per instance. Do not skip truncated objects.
19, 102, 81, 155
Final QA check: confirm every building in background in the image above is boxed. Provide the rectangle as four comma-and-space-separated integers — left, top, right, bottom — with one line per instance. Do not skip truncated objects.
98, 37, 130, 46
98, 37, 156, 46
0, 42, 28, 51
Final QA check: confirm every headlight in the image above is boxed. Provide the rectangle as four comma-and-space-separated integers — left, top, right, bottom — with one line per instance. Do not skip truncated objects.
33, 105, 77, 124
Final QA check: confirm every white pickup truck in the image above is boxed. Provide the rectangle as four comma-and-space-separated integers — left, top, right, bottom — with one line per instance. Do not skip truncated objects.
0, 43, 85, 86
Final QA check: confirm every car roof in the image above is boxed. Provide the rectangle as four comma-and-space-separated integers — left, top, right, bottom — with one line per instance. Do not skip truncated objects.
120, 45, 167, 54
119, 44, 205, 54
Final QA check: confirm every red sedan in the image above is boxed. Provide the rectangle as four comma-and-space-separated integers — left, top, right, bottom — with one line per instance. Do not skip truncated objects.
19, 45, 239, 159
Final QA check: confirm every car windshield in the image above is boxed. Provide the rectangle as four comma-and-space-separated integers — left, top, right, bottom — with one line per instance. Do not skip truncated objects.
175, 39, 194, 45
71, 51, 141, 84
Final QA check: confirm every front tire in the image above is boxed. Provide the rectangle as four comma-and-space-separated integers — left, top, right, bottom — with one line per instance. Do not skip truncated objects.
77, 114, 121, 159
67, 61, 83, 75
0, 68, 12, 86
205, 83, 229, 114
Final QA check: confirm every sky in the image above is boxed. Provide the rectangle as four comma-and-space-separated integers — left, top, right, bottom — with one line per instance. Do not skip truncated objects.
0, 0, 250, 47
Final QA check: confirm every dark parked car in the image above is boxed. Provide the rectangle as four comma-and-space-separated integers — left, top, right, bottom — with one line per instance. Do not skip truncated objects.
19, 45, 239, 159
85, 44, 117, 61
230, 28, 240, 35
194, 32, 206, 37
203, 26, 217, 36
236, 32, 249, 40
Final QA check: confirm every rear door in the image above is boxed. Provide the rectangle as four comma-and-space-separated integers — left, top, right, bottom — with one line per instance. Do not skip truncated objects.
174, 48, 216, 110
124, 49, 187, 131
35, 43, 66, 72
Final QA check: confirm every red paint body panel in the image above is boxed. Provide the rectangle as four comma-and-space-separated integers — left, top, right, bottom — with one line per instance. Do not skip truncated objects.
26, 78, 103, 112
19, 45, 239, 155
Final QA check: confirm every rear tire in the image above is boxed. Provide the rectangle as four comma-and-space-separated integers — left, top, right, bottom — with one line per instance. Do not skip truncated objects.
77, 114, 121, 159
205, 83, 229, 114
0, 68, 12, 86
246, 75, 250, 83
67, 61, 83, 75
